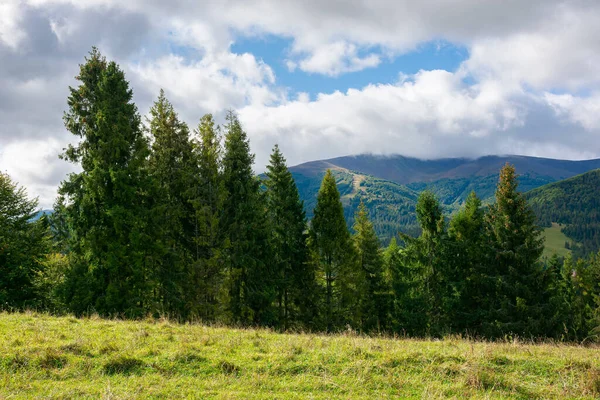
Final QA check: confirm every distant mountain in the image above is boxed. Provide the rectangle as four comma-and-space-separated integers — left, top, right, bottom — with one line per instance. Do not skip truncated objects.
31, 209, 53, 221
290, 154, 600, 242
525, 169, 600, 257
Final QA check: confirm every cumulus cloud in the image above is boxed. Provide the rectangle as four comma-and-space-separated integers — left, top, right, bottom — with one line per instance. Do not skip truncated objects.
2, 0, 600, 207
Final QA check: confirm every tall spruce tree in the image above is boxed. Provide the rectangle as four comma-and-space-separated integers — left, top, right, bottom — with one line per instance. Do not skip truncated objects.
221, 111, 273, 325
147, 90, 197, 318
188, 113, 225, 321
0, 172, 50, 309
352, 201, 387, 332
309, 170, 353, 331
484, 163, 546, 337
57, 48, 153, 317
449, 191, 487, 333
395, 191, 448, 336
265, 145, 313, 330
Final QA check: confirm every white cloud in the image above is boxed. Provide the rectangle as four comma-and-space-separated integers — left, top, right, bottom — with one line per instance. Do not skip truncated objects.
292, 41, 380, 76
0, 0, 26, 49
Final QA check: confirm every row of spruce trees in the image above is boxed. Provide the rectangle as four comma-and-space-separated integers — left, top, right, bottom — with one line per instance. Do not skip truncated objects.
1, 49, 600, 340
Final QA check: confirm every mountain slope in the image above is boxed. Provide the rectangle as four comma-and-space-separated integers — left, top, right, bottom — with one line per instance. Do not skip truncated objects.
290, 154, 600, 243
525, 169, 600, 257
292, 166, 420, 241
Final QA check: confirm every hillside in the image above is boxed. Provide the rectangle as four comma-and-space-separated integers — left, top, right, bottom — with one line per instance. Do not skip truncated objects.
526, 169, 600, 257
292, 166, 420, 240
290, 154, 600, 242
1, 313, 599, 399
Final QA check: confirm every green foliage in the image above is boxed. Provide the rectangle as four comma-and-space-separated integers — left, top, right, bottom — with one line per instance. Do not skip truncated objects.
57, 48, 154, 317
309, 170, 354, 331
221, 111, 273, 325
187, 113, 226, 321
352, 202, 387, 332
0, 172, 51, 309
147, 90, 198, 318
526, 169, 600, 257
483, 164, 547, 337
448, 191, 487, 332
264, 145, 314, 330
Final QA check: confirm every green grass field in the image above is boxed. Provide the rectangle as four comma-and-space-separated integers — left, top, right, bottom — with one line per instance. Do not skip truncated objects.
542, 223, 572, 259
1, 313, 599, 399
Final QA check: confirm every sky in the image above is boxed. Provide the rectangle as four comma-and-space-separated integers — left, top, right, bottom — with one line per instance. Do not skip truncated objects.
2, 0, 600, 208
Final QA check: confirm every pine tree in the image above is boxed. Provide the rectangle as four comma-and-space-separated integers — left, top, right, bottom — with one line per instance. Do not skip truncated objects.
0, 172, 50, 309
57, 48, 153, 317
188, 113, 225, 321
484, 163, 545, 337
221, 111, 273, 325
147, 90, 197, 318
265, 145, 313, 330
449, 191, 487, 333
352, 201, 387, 332
309, 170, 353, 331
389, 191, 451, 336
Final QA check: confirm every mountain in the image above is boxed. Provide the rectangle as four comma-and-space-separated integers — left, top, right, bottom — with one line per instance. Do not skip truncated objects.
290, 154, 600, 243
525, 169, 600, 257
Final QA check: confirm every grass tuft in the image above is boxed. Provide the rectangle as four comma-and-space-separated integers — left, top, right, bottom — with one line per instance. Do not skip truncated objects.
103, 356, 145, 375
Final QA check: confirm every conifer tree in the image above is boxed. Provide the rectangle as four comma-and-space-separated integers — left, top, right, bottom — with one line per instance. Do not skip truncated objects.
221, 111, 273, 324
352, 201, 387, 332
484, 163, 546, 337
449, 191, 487, 333
0, 172, 50, 309
147, 90, 197, 318
188, 114, 225, 321
57, 48, 153, 317
265, 145, 313, 330
309, 170, 353, 331
395, 191, 450, 336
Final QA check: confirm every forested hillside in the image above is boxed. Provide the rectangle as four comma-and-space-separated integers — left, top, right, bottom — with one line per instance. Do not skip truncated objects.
526, 169, 600, 257
290, 155, 600, 243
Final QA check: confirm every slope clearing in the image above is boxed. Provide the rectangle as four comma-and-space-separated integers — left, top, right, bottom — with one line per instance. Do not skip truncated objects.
1, 313, 599, 399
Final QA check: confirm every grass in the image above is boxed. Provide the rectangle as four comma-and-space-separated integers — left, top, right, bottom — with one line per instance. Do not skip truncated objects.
542, 222, 572, 259
1, 313, 599, 399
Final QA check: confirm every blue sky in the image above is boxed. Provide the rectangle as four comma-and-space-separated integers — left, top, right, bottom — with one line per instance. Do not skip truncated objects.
231, 36, 469, 99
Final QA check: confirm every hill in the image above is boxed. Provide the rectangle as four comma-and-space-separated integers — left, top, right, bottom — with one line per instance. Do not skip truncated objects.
526, 169, 600, 257
290, 154, 600, 242
1, 313, 599, 399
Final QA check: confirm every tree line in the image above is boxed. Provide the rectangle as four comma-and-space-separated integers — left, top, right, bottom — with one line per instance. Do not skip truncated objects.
1, 49, 599, 340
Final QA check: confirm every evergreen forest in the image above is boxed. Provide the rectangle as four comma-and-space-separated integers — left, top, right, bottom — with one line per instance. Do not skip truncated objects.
2, 49, 600, 342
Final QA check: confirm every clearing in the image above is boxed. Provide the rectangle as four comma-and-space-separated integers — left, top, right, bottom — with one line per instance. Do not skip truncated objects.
542, 222, 573, 259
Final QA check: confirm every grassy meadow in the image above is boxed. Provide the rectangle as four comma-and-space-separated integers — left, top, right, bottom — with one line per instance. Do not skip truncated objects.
0, 312, 599, 399
542, 223, 572, 259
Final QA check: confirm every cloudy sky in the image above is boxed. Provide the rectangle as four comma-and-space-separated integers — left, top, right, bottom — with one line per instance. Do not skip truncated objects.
2, 0, 600, 207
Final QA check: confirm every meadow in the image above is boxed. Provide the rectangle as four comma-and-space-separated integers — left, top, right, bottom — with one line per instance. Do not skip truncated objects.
0, 313, 599, 399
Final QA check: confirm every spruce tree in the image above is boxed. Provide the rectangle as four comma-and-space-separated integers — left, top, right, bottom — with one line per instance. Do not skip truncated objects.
265, 145, 313, 330
188, 113, 225, 321
352, 201, 387, 332
392, 191, 448, 336
484, 163, 545, 337
0, 172, 50, 309
221, 111, 273, 325
449, 191, 487, 333
309, 170, 353, 331
57, 48, 153, 317
147, 90, 197, 318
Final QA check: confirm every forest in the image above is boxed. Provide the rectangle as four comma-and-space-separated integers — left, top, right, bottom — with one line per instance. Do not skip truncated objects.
1, 49, 599, 341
